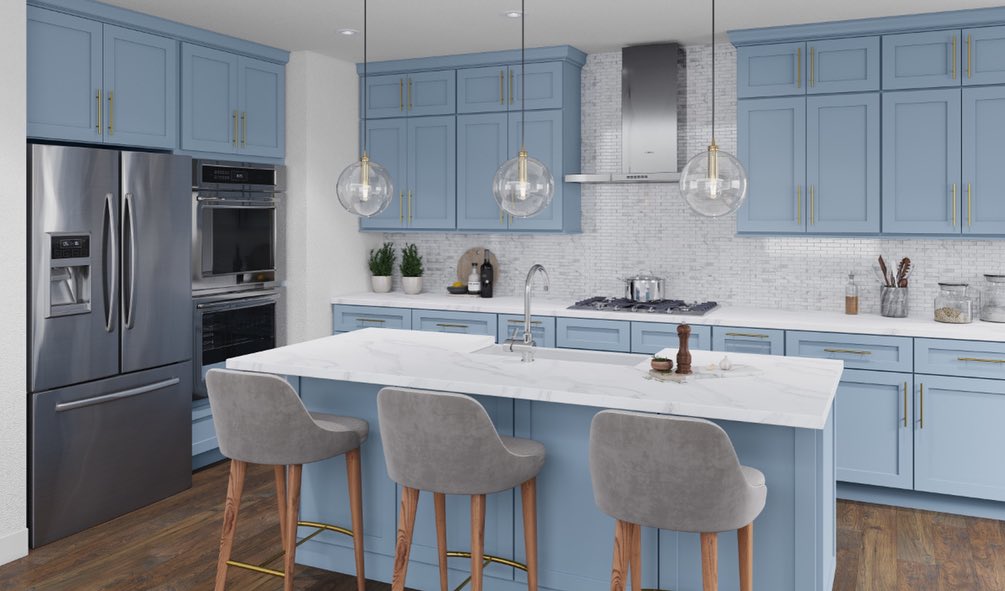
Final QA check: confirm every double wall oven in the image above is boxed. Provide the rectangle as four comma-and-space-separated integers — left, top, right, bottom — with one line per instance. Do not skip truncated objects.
192, 160, 285, 397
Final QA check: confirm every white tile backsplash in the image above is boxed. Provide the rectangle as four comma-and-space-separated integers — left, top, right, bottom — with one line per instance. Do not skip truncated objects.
382, 47, 1004, 315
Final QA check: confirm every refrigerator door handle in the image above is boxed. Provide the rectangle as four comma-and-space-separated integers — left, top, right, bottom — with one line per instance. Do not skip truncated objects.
102, 193, 117, 333
123, 192, 137, 329
54, 377, 180, 413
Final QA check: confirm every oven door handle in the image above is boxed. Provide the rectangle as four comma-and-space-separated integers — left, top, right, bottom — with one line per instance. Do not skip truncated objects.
196, 200, 277, 209
196, 296, 279, 312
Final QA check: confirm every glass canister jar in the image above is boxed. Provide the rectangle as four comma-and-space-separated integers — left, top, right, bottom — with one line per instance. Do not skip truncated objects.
981, 274, 1005, 323
934, 282, 975, 324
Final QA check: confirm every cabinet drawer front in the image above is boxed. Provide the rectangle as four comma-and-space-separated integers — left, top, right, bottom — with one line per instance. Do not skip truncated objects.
835, 370, 913, 489
412, 310, 495, 336
883, 30, 962, 90
192, 405, 219, 456
556, 318, 630, 352
807, 37, 880, 94
332, 305, 411, 333
786, 331, 912, 372
737, 42, 806, 98
407, 70, 456, 117
458, 66, 509, 113
631, 322, 710, 355
712, 326, 784, 356
916, 338, 1005, 380
965, 26, 1005, 86
498, 315, 555, 348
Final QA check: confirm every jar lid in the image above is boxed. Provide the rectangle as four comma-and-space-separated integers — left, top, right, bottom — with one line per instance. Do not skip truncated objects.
627, 272, 663, 281
985, 274, 1005, 283
938, 282, 968, 288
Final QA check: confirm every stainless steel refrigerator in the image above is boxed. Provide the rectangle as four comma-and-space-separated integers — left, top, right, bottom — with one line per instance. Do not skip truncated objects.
28, 144, 193, 547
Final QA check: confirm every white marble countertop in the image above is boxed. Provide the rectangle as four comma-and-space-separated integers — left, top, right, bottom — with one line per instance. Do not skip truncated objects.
331, 292, 1005, 342
227, 328, 842, 430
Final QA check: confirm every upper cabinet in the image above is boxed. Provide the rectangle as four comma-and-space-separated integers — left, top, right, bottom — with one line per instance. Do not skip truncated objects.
882, 30, 961, 90
737, 43, 806, 98
28, 7, 177, 149
965, 26, 1005, 86
181, 44, 285, 159
457, 62, 565, 113
363, 71, 455, 118
738, 38, 879, 98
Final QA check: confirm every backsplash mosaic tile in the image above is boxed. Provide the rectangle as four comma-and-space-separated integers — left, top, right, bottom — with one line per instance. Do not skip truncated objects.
383, 47, 1005, 316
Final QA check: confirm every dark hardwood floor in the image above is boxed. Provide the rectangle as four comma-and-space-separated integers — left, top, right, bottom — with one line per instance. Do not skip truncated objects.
3, 461, 1004, 590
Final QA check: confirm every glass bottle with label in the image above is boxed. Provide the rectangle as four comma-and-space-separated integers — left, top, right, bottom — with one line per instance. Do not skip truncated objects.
467, 263, 481, 294
845, 273, 859, 315
479, 250, 494, 298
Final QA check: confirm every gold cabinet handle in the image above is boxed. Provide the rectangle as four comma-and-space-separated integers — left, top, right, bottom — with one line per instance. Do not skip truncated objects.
399, 191, 404, 223
510, 69, 515, 104
407, 78, 412, 110
241, 112, 247, 147
903, 382, 908, 428
356, 318, 386, 325
958, 357, 1005, 364
107, 91, 114, 135
500, 70, 505, 105
232, 111, 238, 146
952, 34, 958, 80
725, 332, 770, 338
796, 185, 802, 224
823, 348, 872, 355
435, 323, 469, 329
967, 34, 973, 79
810, 185, 815, 225
967, 183, 972, 227
96, 89, 102, 133
508, 319, 543, 325
408, 190, 413, 223
919, 383, 925, 429
809, 47, 815, 87
796, 47, 802, 88
399, 78, 403, 111
951, 183, 957, 227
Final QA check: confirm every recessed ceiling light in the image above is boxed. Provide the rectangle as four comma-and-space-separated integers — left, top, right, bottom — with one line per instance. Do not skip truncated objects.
502, 9, 523, 18
336, 28, 359, 36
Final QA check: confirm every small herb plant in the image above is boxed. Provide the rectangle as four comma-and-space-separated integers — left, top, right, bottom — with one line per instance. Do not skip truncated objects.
368, 242, 395, 276
652, 355, 670, 361
400, 244, 424, 278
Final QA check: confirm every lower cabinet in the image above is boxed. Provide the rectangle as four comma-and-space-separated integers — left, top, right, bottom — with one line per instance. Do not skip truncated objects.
498, 315, 556, 348
192, 399, 224, 470
913, 375, 1005, 502
412, 309, 496, 336
631, 322, 711, 355
556, 318, 630, 352
834, 370, 913, 489
712, 326, 784, 355
332, 305, 411, 332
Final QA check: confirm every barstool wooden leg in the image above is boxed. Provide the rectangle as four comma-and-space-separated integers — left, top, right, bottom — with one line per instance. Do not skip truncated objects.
471, 494, 487, 591
434, 493, 448, 591
274, 465, 287, 549
520, 479, 539, 591
214, 459, 247, 591
738, 522, 754, 591
629, 523, 641, 591
392, 487, 420, 591
345, 448, 366, 591
610, 520, 631, 591
700, 532, 718, 591
283, 464, 303, 591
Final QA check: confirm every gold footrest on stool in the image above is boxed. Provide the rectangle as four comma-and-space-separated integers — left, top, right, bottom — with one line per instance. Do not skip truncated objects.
444, 550, 528, 591
226, 520, 354, 578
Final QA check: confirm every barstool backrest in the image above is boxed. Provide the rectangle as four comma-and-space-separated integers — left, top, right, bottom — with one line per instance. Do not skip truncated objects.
589, 410, 766, 533
378, 387, 529, 495
206, 369, 361, 465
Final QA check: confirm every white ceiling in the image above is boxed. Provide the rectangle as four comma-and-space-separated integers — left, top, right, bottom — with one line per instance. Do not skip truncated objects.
103, 0, 1003, 61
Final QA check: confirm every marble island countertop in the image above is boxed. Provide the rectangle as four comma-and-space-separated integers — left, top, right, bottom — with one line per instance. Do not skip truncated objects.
331, 292, 1005, 342
227, 328, 842, 430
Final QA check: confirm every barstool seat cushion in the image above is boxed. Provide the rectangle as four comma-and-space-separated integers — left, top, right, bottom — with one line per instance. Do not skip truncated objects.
378, 388, 546, 495
206, 369, 367, 466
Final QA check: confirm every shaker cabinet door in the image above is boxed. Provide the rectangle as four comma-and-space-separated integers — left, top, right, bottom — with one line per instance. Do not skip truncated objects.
737, 42, 806, 98
882, 30, 962, 90
964, 26, 1005, 86
806, 37, 880, 94
358, 118, 408, 230
507, 110, 565, 231
238, 57, 285, 158
406, 70, 456, 117
963, 86, 1005, 234
458, 66, 509, 114
457, 113, 509, 230
363, 73, 406, 119
181, 43, 239, 154
406, 116, 456, 229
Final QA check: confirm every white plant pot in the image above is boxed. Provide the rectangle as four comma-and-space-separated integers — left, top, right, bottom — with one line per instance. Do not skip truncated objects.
402, 276, 423, 295
371, 275, 392, 293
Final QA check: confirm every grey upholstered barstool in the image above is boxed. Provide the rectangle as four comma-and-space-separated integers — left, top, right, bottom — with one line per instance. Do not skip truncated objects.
589, 410, 767, 591
377, 387, 546, 591
206, 369, 370, 591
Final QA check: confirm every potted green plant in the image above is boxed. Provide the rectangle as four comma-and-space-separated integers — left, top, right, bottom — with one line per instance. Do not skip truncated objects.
400, 243, 424, 295
368, 242, 395, 293
650, 355, 673, 373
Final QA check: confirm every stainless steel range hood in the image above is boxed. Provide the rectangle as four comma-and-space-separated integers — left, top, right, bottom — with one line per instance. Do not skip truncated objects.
566, 43, 682, 184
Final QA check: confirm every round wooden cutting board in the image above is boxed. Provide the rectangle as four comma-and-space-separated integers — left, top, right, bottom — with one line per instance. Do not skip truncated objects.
455, 247, 500, 284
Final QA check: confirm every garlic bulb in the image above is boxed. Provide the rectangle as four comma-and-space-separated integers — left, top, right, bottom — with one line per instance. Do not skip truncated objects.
719, 356, 733, 371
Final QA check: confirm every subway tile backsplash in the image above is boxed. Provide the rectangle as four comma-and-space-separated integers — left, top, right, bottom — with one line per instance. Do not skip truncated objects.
382, 47, 1004, 315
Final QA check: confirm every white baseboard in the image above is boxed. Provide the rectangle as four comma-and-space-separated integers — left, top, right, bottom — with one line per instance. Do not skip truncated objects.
0, 527, 28, 566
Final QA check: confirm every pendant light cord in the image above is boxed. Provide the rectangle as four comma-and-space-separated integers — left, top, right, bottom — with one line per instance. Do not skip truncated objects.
520, 0, 526, 150
361, 0, 368, 158
710, 0, 715, 144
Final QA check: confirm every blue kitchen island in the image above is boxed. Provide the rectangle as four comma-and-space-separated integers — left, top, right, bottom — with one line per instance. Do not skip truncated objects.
228, 328, 842, 591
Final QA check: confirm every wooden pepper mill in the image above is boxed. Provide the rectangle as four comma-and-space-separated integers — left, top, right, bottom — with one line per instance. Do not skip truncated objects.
676, 324, 693, 375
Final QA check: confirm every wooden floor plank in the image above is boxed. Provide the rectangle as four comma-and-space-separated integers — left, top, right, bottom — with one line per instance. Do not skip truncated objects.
856, 503, 898, 591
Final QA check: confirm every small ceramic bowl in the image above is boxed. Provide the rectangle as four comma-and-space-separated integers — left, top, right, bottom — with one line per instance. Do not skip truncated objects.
650, 358, 673, 372
447, 285, 468, 295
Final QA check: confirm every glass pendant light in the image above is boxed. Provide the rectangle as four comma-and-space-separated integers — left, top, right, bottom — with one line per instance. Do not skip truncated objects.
679, 0, 748, 218
337, 0, 394, 217
492, 0, 554, 218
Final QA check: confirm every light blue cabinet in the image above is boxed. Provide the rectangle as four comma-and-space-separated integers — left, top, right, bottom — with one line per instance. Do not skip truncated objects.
834, 370, 913, 489
511, 62, 565, 111
364, 73, 408, 118
964, 26, 1005, 86
915, 338, 1005, 380
359, 118, 408, 230
238, 57, 285, 158
737, 42, 806, 98
630, 323, 710, 355
457, 66, 509, 114
882, 89, 962, 234
556, 318, 630, 352
882, 30, 962, 89
507, 110, 567, 232
457, 113, 509, 230
411, 309, 495, 336
364, 71, 455, 118
914, 375, 1005, 502
192, 399, 224, 470
458, 62, 564, 113
498, 315, 556, 348
963, 86, 1005, 234
407, 116, 456, 230
786, 331, 913, 373
806, 37, 880, 94
712, 327, 784, 355
806, 93, 880, 233
181, 43, 239, 154
332, 305, 412, 332
737, 97, 806, 233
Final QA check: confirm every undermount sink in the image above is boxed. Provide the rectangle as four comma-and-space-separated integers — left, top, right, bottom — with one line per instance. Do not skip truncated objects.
473, 344, 643, 366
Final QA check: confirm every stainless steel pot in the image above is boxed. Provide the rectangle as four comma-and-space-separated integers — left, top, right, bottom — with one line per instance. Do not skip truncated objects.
623, 272, 666, 302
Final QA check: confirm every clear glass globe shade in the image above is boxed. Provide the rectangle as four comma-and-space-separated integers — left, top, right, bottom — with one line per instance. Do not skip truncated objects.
679, 146, 749, 218
336, 156, 394, 218
492, 152, 555, 218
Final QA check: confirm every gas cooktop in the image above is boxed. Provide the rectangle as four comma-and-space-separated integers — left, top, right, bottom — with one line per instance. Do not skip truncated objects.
568, 297, 719, 316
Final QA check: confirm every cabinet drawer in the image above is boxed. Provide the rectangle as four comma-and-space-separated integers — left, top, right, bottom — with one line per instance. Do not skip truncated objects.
332, 305, 411, 333
786, 331, 912, 372
712, 326, 784, 356
915, 338, 1005, 380
498, 315, 555, 348
192, 401, 218, 456
412, 310, 495, 336
631, 322, 710, 355
556, 318, 630, 352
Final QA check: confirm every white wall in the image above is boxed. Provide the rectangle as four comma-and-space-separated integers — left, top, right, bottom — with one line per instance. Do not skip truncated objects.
285, 51, 378, 343
0, 0, 28, 566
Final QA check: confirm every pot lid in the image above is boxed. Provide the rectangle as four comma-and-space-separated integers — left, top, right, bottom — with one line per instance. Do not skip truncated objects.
626, 271, 663, 281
